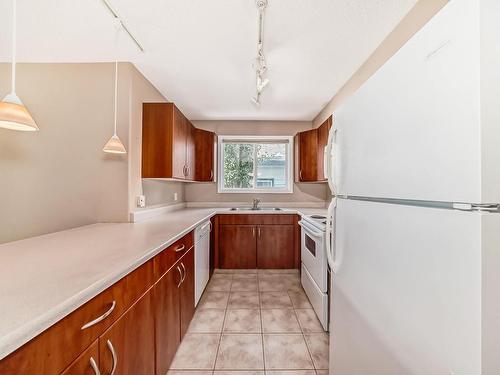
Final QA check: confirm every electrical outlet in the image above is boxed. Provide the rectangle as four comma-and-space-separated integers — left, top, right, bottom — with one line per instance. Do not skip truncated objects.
137, 195, 146, 208
174, 193, 178, 201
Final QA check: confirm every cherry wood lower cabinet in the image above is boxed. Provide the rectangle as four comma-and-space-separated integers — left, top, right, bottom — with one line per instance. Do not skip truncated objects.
219, 225, 257, 269
154, 247, 196, 374
0, 260, 154, 375
257, 225, 295, 269
217, 215, 299, 269
60, 340, 99, 375
99, 291, 155, 375
179, 248, 195, 339
154, 265, 181, 375
0, 232, 197, 375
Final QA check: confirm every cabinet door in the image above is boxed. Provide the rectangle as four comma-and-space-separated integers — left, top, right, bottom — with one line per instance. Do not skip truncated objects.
172, 106, 188, 179
195, 128, 215, 181
298, 129, 318, 182
154, 266, 182, 375
61, 340, 100, 375
317, 117, 332, 181
257, 225, 295, 269
179, 248, 195, 339
219, 225, 257, 269
99, 291, 155, 375
185, 121, 196, 180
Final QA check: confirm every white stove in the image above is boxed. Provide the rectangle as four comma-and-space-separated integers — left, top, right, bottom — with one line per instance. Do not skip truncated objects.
298, 213, 330, 331
302, 214, 327, 231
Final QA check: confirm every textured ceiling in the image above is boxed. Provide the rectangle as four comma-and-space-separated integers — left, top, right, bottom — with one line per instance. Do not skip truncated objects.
0, 0, 416, 120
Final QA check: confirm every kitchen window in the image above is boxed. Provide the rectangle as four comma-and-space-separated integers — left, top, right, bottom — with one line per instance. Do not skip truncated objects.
217, 136, 293, 193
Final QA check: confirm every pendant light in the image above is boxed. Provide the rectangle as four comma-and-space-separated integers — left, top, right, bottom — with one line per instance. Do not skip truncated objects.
103, 21, 126, 154
0, 0, 39, 132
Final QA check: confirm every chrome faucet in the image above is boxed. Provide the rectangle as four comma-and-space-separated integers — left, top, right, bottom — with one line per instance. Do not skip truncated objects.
252, 198, 261, 210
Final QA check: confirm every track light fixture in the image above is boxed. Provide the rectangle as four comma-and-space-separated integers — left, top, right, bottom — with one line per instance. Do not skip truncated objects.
251, 0, 269, 106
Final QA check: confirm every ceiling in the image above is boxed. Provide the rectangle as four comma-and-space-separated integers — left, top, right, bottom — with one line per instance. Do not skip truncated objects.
0, 0, 416, 121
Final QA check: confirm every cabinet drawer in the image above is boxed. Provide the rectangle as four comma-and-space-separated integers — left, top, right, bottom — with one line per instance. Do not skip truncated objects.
0, 260, 154, 375
154, 231, 194, 279
218, 214, 295, 225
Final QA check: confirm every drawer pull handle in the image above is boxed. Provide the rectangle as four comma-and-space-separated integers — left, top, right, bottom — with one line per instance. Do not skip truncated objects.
81, 301, 116, 330
175, 244, 186, 252
89, 357, 101, 375
176, 265, 183, 288
180, 262, 187, 284
107, 339, 117, 375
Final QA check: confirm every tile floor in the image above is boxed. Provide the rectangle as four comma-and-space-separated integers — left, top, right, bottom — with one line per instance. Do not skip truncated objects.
169, 269, 329, 375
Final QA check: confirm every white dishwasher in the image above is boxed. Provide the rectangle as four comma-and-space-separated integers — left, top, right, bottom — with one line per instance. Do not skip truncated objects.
194, 221, 211, 306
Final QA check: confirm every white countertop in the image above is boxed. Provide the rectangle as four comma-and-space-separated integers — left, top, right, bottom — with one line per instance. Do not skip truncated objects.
0, 206, 326, 360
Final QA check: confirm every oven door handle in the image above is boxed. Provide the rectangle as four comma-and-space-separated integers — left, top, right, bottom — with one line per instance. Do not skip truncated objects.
298, 220, 324, 238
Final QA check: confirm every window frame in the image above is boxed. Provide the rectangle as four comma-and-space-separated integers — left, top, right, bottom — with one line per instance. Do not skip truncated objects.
217, 135, 294, 194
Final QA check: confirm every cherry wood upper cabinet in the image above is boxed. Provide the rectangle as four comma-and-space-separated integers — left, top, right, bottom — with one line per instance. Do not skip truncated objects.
317, 116, 332, 181
294, 116, 332, 182
142, 103, 193, 180
195, 128, 216, 182
185, 121, 196, 180
295, 128, 319, 182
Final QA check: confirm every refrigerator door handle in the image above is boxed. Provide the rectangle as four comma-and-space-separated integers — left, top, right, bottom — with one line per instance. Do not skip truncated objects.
325, 197, 340, 273
326, 127, 338, 195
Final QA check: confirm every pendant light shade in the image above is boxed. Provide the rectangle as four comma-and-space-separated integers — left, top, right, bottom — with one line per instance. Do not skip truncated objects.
0, 0, 39, 132
0, 94, 39, 131
103, 134, 126, 154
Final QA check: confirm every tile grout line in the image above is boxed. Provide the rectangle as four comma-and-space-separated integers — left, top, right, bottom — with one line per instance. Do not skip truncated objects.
212, 277, 231, 373
258, 271, 266, 373
289, 288, 317, 372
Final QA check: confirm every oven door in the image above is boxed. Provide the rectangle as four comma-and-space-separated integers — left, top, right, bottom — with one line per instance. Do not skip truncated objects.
298, 219, 327, 292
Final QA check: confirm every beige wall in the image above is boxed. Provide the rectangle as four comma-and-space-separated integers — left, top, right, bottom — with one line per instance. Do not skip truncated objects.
186, 120, 328, 204
0, 63, 129, 243
0, 62, 183, 244
127, 65, 185, 210
313, 0, 449, 128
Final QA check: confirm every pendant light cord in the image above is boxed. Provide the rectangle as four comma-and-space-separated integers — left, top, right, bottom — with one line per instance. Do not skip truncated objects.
113, 59, 118, 136
11, 0, 17, 94
113, 21, 120, 136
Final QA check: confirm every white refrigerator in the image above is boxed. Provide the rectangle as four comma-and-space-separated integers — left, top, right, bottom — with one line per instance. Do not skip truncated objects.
325, 1, 500, 374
